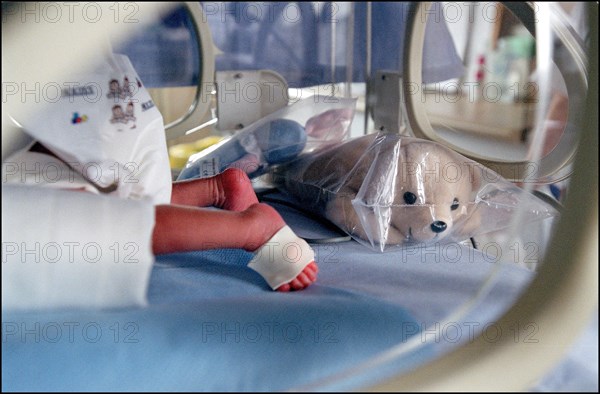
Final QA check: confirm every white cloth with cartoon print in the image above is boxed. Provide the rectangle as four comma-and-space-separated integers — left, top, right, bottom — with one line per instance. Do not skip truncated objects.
7, 53, 172, 204
2, 53, 171, 310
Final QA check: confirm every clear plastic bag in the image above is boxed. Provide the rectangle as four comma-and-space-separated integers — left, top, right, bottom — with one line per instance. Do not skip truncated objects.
275, 132, 559, 252
177, 96, 356, 180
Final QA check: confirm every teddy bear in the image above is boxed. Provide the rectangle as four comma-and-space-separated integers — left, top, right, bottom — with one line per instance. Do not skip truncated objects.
276, 132, 483, 250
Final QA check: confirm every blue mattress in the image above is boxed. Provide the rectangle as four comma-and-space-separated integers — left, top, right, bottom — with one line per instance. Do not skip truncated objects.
2, 198, 597, 391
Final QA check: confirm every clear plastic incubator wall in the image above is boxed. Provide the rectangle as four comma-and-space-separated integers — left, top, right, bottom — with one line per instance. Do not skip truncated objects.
1, 2, 598, 392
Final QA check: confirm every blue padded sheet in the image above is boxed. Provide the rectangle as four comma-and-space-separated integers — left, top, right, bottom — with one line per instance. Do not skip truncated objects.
2, 278, 424, 392
3, 197, 594, 391
3, 202, 429, 391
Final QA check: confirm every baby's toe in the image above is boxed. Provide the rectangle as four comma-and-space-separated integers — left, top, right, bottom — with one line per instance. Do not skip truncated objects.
303, 266, 317, 282
306, 261, 319, 274
297, 272, 313, 287
275, 262, 318, 292
290, 278, 305, 290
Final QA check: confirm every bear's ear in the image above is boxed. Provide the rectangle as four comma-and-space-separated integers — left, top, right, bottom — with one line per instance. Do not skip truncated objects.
470, 163, 483, 191
398, 139, 430, 166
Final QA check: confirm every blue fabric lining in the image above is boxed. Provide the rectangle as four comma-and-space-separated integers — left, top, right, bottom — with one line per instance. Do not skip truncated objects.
2, 251, 425, 391
3, 226, 430, 391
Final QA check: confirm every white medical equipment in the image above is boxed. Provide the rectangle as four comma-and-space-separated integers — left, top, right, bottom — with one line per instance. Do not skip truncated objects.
2, 2, 597, 391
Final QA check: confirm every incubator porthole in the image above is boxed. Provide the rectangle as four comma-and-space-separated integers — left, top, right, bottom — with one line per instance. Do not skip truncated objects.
405, 2, 586, 184
114, 3, 202, 128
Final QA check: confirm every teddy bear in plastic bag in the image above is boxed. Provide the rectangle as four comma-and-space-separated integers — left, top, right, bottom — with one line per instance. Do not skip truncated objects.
276, 132, 559, 252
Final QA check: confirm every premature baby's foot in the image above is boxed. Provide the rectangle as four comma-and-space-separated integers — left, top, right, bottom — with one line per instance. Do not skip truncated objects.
217, 168, 259, 212
243, 203, 318, 292
275, 262, 318, 292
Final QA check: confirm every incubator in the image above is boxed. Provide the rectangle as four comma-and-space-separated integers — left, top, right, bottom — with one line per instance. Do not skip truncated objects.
2, 2, 597, 392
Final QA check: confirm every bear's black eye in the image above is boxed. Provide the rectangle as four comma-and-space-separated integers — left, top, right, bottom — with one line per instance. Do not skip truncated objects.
451, 198, 459, 211
404, 192, 417, 205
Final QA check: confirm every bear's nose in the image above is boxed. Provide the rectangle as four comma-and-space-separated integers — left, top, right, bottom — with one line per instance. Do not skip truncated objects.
431, 221, 447, 233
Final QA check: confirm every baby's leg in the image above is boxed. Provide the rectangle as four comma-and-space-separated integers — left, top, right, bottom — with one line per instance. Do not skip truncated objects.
171, 168, 258, 211
153, 202, 318, 291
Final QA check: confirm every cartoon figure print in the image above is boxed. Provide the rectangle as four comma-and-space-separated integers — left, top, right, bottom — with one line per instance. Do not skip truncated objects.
125, 101, 137, 129
107, 76, 137, 131
107, 79, 120, 100
121, 76, 133, 99
110, 103, 137, 130
110, 105, 126, 124
107, 76, 135, 100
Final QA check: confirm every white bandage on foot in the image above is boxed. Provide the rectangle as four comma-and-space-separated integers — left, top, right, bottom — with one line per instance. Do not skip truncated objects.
247, 225, 315, 290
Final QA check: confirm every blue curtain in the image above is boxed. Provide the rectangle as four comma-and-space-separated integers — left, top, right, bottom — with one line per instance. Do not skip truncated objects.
117, 2, 464, 88
205, 2, 464, 87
